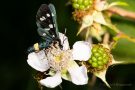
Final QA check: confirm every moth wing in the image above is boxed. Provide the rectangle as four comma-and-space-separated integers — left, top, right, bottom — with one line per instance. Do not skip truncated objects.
36, 4, 57, 38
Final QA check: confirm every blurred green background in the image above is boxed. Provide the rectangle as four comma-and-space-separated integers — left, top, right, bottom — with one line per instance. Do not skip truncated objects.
0, 0, 135, 90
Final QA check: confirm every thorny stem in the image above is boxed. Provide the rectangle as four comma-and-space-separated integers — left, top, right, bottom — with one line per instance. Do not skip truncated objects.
103, 33, 110, 45
108, 7, 135, 21
102, 33, 117, 50
88, 75, 97, 88
40, 86, 43, 90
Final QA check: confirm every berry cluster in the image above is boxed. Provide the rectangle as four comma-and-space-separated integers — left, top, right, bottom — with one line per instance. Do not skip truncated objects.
72, 0, 92, 10
88, 44, 111, 72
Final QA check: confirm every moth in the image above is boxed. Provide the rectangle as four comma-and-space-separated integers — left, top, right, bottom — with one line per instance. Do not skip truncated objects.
28, 4, 62, 53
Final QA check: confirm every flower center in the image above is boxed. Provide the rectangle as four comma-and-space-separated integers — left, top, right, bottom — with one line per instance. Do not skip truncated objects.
55, 53, 64, 62
46, 44, 71, 72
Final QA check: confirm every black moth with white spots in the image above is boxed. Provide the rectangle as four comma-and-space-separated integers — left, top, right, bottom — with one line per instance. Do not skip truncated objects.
27, 4, 62, 53
36, 4, 59, 40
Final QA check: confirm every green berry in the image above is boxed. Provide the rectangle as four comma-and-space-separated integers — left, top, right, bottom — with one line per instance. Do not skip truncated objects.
78, 0, 83, 5
71, 0, 92, 10
105, 56, 109, 60
89, 0, 92, 4
92, 62, 98, 67
98, 57, 102, 61
94, 52, 100, 57
79, 5, 85, 10
73, 3, 79, 9
92, 48, 97, 53
98, 50, 103, 54
88, 59, 92, 64
98, 48, 104, 54
88, 44, 111, 72
83, 0, 89, 6
102, 53, 107, 58
99, 47, 104, 51
92, 56, 97, 62
103, 59, 108, 64
97, 61, 103, 65
97, 66, 104, 70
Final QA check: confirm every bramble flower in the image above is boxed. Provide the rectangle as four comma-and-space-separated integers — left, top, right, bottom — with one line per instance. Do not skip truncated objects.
27, 33, 92, 88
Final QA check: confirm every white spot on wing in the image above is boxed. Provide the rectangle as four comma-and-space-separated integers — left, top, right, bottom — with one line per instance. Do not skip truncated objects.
49, 24, 53, 28
46, 13, 50, 17
43, 33, 46, 36
40, 16, 46, 21
45, 28, 50, 31
52, 13, 54, 16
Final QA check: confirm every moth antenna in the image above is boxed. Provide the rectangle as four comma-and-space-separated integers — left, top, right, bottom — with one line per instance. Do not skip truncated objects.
62, 28, 67, 45
64, 28, 67, 35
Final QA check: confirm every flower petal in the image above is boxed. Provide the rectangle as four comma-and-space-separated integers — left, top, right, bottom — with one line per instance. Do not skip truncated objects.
68, 64, 88, 85
72, 41, 92, 61
27, 50, 50, 72
40, 72, 62, 88
59, 32, 70, 50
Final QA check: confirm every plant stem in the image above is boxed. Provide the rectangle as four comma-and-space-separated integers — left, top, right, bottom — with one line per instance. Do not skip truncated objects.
88, 75, 97, 88
103, 33, 109, 45
108, 7, 135, 20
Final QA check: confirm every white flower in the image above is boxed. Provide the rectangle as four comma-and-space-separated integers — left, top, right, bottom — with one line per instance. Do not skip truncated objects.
27, 33, 92, 88
72, 41, 92, 61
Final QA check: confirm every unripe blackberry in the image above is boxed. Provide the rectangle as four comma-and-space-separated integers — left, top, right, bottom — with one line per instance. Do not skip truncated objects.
71, 0, 92, 10
88, 44, 111, 72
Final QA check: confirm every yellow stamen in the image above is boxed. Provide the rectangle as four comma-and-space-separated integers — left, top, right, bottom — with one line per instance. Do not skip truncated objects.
55, 53, 63, 62
34, 43, 39, 51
